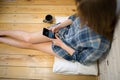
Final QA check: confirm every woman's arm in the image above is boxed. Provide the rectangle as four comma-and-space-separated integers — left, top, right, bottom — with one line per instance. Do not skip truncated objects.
49, 19, 73, 33
57, 19, 73, 29
57, 14, 77, 29
50, 35, 75, 55
49, 14, 77, 33
60, 41, 75, 55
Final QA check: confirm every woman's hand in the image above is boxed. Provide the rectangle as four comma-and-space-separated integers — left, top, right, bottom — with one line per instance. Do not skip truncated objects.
48, 19, 73, 33
50, 34, 64, 47
50, 34, 75, 55
48, 25, 61, 33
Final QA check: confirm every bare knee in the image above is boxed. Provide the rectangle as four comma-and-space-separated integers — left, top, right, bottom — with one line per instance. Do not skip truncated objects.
23, 33, 41, 44
23, 34, 34, 43
23, 31, 50, 44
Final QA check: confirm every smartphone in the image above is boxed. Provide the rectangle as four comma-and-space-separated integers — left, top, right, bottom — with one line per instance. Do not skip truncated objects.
43, 28, 56, 39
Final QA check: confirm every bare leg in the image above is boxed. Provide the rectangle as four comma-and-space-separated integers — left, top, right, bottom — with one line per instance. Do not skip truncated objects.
0, 30, 50, 44
32, 42, 60, 57
0, 37, 32, 49
0, 37, 60, 57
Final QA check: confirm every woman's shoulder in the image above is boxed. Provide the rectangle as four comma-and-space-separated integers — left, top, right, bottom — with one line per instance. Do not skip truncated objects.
78, 25, 110, 49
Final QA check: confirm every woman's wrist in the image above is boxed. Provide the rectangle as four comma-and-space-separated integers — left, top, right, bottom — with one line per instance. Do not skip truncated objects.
56, 25, 61, 29
61, 43, 75, 55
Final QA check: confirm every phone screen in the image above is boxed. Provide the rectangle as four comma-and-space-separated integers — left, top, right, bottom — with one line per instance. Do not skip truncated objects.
43, 28, 56, 39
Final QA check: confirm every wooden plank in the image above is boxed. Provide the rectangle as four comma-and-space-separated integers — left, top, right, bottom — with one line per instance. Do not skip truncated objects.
0, 78, 40, 80
0, 5, 76, 14
0, 0, 75, 5
0, 13, 73, 23
0, 23, 51, 32
0, 79, 39, 80
0, 67, 5, 77
0, 66, 97, 80
0, 14, 46, 23
0, 54, 54, 67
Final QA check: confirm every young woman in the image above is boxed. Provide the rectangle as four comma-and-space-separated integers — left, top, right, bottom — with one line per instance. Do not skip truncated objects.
0, 0, 117, 65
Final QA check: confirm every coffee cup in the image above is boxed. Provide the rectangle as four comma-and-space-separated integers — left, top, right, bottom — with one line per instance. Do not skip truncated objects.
43, 14, 54, 23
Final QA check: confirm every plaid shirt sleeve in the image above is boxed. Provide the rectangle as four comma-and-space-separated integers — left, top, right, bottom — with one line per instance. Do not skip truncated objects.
68, 14, 77, 21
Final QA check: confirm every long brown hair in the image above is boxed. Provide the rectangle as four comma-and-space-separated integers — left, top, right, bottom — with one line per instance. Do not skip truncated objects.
75, 0, 117, 42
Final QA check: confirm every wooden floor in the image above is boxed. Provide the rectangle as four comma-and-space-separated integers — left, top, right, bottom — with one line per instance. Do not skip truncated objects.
0, 0, 98, 80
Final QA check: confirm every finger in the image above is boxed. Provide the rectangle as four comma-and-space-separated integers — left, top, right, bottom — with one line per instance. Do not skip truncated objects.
48, 37, 53, 41
55, 34, 59, 39
48, 27, 52, 30
49, 38, 54, 41
51, 28, 55, 32
54, 29, 58, 33
52, 27, 57, 33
